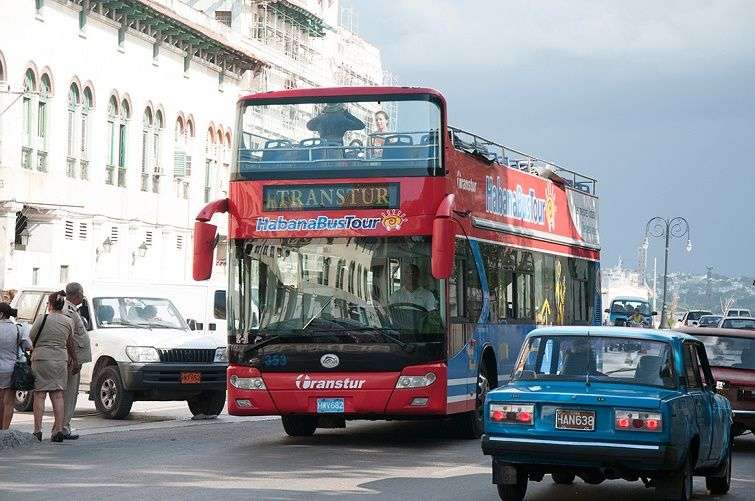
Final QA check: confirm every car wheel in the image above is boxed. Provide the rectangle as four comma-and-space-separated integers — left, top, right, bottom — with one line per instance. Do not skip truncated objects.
14, 390, 33, 412
496, 469, 527, 501
456, 365, 491, 439
551, 472, 575, 485
281, 415, 317, 437
706, 441, 732, 495
93, 366, 134, 419
661, 454, 693, 501
187, 391, 226, 416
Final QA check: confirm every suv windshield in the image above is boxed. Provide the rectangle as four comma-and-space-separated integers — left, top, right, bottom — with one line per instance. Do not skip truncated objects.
235, 95, 442, 180
512, 335, 676, 388
229, 236, 443, 344
93, 297, 186, 329
698, 315, 721, 327
610, 299, 651, 315
696, 334, 755, 370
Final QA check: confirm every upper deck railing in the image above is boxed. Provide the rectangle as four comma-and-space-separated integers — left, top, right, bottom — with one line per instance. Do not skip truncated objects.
450, 126, 597, 195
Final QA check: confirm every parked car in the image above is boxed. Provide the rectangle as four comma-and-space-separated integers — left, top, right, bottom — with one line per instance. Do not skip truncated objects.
604, 296, 655, 327
725, 309, 752, 318
677, 326, 755, 436
481, 326, 732, 501
698, 315, 722, 328
719, 317, 755, 331
677, 309, 713, 327
12, 286, 227, 419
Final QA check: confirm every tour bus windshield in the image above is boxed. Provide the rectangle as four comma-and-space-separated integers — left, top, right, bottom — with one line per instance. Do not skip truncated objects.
228, 236, 444, 343
610, 299, 651, 315
234, 96, 442, 180
512, 335, 676, 388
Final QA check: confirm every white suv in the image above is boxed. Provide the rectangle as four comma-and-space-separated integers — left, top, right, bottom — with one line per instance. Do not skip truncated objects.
13, 287, 227, 419
677, 309, 713, 327
725, 308, 752, 318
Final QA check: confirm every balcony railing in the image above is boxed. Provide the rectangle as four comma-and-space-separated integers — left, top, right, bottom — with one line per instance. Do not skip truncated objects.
105, 165, 115, 185
80, 159, 89, 180
117, 167, 127, 187
66, 157, 77, 178
37, 151, 48, 172
21, 147, 33, 169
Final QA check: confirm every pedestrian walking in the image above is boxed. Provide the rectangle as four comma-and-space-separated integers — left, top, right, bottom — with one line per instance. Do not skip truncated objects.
29, 291, 78, 442
61, 282, 91, 440
0, 303, 32, 429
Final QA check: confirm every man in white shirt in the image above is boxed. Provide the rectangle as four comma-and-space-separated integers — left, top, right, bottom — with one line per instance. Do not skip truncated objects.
389, 265, 437, 311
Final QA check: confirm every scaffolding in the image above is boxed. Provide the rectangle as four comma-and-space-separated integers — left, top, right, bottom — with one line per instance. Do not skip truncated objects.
250, 0, 327, 64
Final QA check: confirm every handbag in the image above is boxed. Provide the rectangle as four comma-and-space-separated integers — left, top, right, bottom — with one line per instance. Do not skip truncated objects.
11, 325, 34, 391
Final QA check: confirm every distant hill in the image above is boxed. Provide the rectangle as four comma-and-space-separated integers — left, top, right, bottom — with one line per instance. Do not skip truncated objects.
660, 272, 755, 316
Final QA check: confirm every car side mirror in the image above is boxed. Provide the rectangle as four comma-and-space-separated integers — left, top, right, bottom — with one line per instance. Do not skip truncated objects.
652, 311, 658, 316
604, 308, 610, 314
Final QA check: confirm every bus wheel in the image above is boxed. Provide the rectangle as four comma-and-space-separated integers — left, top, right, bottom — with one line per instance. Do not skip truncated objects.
456, 365, 490, 439
282, 415, 318, 437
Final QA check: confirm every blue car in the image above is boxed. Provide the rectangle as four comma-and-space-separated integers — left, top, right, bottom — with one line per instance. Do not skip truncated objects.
481, 327, 732, 501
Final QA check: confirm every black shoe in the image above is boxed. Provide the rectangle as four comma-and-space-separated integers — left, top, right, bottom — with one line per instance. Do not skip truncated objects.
51, 431, 65, 443
62, 432, 79, 440
32, 431, 42, 442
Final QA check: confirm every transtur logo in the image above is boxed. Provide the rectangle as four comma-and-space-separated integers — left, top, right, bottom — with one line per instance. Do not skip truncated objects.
381, 209, 406, 232
456, 175, 477, 192
295, 374, 366, 390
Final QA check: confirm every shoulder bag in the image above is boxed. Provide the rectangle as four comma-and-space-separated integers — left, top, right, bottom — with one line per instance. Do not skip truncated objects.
11, 315, 47, 391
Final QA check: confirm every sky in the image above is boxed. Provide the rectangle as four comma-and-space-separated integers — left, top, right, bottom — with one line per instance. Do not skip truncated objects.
348, 0, 755, 277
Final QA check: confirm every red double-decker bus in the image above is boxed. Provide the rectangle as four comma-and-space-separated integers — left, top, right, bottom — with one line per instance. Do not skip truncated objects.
193, 87, 601, 437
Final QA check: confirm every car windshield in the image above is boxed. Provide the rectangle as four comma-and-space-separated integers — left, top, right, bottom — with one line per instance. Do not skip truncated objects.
698, 315, 721, 327
687, 311, 712, 321
235, 95, 442, 180
610, 300, 650, 315
696, 335, 755, 370
720, 318, 755, 330
93, 297, 186, 329
512, 335, 676, 388
229, 236, 443, 344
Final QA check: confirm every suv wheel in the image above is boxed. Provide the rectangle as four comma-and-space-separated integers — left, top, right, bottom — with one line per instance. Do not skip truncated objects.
14, 390, 33, 412
281, 415, 317, 437
188, 391, 226, 417
496, 468, 528, 501
93, 366, 134, 419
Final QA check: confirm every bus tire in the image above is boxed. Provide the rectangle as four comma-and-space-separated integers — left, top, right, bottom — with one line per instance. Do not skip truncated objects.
188, 391, 226, 417
456, 364, 491, 439
282, 415, 317, 437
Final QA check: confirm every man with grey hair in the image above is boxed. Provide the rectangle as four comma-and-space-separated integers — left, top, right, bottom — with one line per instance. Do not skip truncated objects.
62, 282, 92, 440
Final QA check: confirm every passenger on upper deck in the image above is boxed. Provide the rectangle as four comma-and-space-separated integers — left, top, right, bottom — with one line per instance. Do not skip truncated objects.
371, 110, 390, 157
306, 103, 365, 146
389, 264, 437, 311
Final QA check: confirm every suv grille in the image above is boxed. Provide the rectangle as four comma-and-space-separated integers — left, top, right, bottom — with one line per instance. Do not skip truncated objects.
158, 348, 215, 363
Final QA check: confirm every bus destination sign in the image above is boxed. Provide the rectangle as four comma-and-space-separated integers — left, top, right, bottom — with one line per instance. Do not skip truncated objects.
263, 183, 400, 211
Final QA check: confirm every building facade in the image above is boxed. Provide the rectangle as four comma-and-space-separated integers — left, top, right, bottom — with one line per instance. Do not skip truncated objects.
0, 0, 383, 293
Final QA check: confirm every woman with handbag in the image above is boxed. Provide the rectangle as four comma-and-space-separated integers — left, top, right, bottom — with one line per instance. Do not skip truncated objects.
29, 291, 78, 442
0, 302, 32, 429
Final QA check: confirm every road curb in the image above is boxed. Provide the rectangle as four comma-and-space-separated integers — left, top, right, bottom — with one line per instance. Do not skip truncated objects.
0, 430, 40, 450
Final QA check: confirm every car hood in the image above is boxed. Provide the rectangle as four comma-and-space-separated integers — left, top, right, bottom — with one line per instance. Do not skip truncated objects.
489, 381, 678, 410
99, 327, 226, 349
711, 367, 755, 387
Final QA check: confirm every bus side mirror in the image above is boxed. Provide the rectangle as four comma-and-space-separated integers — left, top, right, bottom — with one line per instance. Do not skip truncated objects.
431, 217, 455, 279
193, 221, 217, 281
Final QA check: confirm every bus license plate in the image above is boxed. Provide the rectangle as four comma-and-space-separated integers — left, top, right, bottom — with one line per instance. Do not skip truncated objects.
317, 398, 345, 414
555, 409, 595, 431
180, 372, 202, 384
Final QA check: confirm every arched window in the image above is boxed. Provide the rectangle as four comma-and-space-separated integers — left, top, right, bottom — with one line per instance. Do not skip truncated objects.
203, 127, 217, 203
173, 116, 191, 199
154, 108, 164, 186
141, 107, 154, 191
105, 94, 118, 184
21, 69, 36, 168
37, 74, 52, 171
66, 82, 80, 177
117, 98, 130, 187
80, 86, 94, 180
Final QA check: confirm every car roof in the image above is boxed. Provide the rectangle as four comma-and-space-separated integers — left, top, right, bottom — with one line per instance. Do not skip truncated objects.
699, 314, 721, 318
611, 296, 648, 302
676, 326, 755, 339
528, 326, 693, 342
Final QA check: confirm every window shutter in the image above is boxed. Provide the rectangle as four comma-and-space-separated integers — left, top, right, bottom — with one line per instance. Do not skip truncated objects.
174, 150, 187, 177
111, 226, 119, 243
79, 222, 88, 240
64, 221, 74, 240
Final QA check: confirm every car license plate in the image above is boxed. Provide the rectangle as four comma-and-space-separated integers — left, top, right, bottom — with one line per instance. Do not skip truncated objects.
180, 372, 202, 384
555, 409, 595, 431
316, 398, 345, 414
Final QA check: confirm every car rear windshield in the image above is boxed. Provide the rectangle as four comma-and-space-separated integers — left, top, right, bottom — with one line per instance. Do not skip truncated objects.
696, 335, 755, 370
512, 335, 676, 388
720, 318, 755, 330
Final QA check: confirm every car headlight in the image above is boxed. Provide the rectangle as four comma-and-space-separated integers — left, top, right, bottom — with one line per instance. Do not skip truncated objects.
125, 346, 160, 363
230, 375, 266, 390
214, 347, 228, 363
395, 372, 437, 388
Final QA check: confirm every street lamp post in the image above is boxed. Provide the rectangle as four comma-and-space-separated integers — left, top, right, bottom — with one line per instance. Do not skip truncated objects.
643, 217, 692, 328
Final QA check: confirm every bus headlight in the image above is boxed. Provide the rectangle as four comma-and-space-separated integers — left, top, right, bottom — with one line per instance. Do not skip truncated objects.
214, 347, 228, 363
230, 375, 266, 390
395, 372, 437, 388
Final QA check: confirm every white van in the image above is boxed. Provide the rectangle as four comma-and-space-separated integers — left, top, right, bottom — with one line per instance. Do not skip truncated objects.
13, 285, 227, 419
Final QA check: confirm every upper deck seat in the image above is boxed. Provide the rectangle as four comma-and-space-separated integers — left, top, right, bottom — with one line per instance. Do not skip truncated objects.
299, 138, 326, 162
382, 134, 414, 161
262, 139, 295, 163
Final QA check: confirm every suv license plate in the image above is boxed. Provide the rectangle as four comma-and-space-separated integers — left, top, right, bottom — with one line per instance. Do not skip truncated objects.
317, 398, 345, 414
555, 409, 595, 431
180, 372, 202, 384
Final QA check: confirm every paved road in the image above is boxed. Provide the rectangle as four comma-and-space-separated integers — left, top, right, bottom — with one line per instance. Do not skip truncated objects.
2, 414, 754, 501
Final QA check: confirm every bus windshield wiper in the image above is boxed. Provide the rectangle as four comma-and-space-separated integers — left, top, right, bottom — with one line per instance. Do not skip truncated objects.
313, 327, 415, 353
